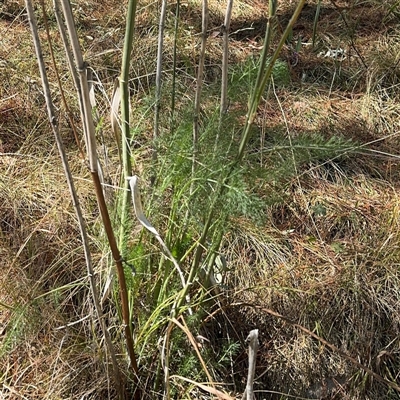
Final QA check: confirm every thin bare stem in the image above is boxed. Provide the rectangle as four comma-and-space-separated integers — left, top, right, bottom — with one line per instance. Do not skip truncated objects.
239, 0, 306, 161
91, 171, 141, 377
161, 321, 173, 400
53, 0, 87, 157
191, 0, 209, 192
118, 0, 138, 252
154, 0, 168, 141
220, 0, 233, 119
242, 329, 259, 400
58, 0, 140, 394
170, 0, 180, 133
59, 0, 97, 170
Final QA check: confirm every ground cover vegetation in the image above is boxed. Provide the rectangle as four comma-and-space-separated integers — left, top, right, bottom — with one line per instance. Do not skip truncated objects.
1, 0, 400, 398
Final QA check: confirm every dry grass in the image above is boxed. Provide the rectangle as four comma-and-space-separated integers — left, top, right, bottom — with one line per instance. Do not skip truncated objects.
0, 148, 120, 397
221, 167, 400, 398
2, 0, 400, 398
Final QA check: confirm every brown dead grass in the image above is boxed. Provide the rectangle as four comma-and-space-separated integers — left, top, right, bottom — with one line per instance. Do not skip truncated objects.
2, 0, 400, 398
221, 170, 400, 397
0, 148, 118, 397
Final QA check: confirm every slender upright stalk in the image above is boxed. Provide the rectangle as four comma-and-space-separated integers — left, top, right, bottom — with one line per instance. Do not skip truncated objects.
220, 0, 234, 119
215, 0, 233, 153
25, 1, 124, 397
58, 0, 140, 394
154, 0, 168, 141
239, 0, 306, 161
53, 0, 87, 152
170, 0, 180, 133
119, 0, 138, 252
59, 0, 97, 169
55, 0, 106, 181
312, 0, 322, 48
242, 330, 259, 400
191, 0, 209, 191
250, 0, 277, 109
